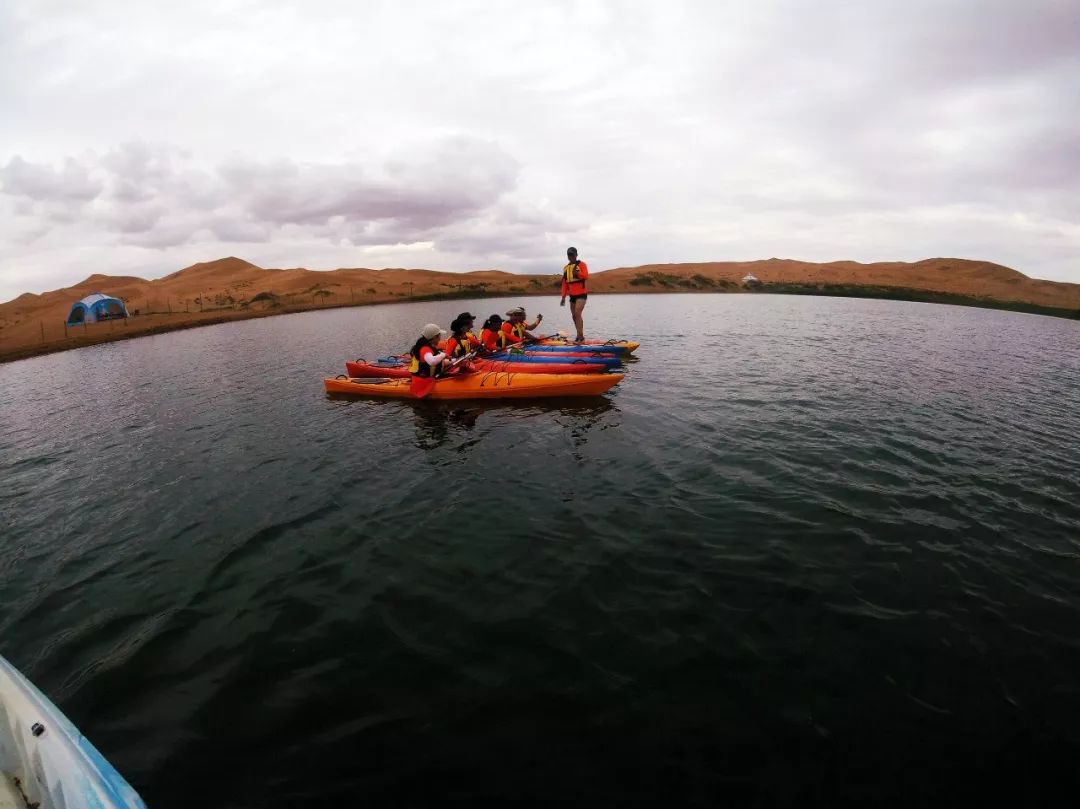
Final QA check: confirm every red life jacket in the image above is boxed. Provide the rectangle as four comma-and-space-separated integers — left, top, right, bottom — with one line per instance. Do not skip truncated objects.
409, 343, 438, 377
446, 334, 474, 358
480, 328, 508, 351
563, 260, 588, 296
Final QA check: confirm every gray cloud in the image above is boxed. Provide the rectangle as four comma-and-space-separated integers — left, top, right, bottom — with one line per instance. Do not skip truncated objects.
0, 0, 1078, 300
0, 137, 525, 253
0, 156, 103, 203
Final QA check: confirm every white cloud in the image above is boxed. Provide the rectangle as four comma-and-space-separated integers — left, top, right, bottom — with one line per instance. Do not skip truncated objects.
0, 0, 1077, 300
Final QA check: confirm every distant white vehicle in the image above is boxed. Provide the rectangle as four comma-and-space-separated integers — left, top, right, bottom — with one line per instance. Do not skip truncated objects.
0, 655, 146, 809
742, 273, 761, 286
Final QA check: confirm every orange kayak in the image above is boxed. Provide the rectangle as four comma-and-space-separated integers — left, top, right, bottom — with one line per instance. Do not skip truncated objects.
345, 358, 606, 378
324, 372, 623, 399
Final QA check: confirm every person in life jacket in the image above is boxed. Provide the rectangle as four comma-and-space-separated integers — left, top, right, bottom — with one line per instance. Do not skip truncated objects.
409, 323, 450, 377
501, 306, 542, 344
479, 315, 511, 352
445, 313, 479, 359
559, 245, 589, 342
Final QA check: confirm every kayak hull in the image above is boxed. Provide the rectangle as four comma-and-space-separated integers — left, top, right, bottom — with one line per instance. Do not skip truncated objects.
0, 654, 147, 809
510, 344, 629, 356
486, 351, 621, 369
325, 372, 623, 399
537, 339, 640, 353
346, 359, 605, 378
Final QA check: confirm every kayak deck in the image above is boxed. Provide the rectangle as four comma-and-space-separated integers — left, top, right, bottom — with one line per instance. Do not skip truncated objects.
1, 775, 21, 809
325, 371, 623, 399
537, 339, 640, 353
0, 655, 146, 809
345, 359, 606, 378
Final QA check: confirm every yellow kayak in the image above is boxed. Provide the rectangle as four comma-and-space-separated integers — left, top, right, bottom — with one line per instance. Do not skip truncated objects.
536, 339, 640, 353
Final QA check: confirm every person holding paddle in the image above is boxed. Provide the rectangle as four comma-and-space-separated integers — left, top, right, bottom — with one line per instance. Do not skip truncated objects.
408, 324, 451, 378
502, 306, 542, 344
560, 245, 589, 342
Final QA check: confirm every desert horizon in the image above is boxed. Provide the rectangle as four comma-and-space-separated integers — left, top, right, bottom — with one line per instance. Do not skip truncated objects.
2, 254, 1078, 364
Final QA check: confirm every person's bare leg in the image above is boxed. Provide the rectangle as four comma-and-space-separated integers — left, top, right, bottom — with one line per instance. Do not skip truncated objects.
571, 299, 586, 341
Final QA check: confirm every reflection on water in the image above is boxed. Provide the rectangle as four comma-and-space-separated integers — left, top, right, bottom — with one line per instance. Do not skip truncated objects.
407, 397, 619, 450
1, 294, 1079, 809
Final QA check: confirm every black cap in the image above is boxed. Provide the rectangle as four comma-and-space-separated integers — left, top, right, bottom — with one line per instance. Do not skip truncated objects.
567, 246, 578, 256
484, 314, 503, 327
456, 312, 475, 322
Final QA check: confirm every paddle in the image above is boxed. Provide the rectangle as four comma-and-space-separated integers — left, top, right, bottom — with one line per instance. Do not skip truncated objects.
500, 331, 567, 355
410, 351, 478, 398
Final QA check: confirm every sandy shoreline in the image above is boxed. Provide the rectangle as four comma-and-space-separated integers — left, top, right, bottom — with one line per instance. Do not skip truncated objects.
2, 256, 1077, 364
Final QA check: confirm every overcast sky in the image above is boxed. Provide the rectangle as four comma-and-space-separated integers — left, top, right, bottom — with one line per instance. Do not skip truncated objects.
1, 0, 1077, 300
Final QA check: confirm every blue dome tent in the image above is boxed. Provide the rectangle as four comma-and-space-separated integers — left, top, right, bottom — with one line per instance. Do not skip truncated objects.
67, 293, 128, 325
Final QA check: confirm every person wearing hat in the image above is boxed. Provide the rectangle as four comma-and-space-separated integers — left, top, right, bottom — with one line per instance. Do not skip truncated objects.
446, 312, 479, 359
560, 246, 589, 342
502, 306, 543, 344
408, 323, 450, 377
479, 314, 511, 352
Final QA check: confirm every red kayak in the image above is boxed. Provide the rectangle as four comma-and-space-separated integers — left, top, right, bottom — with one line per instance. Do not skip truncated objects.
346, 358, 606, 378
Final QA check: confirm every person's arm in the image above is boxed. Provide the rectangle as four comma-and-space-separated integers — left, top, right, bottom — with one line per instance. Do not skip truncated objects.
421, 346, 448, 367
501, 323, 522, 344
578, 261, 589, 282
560, 275, 568, 304
526, 315, 542, 330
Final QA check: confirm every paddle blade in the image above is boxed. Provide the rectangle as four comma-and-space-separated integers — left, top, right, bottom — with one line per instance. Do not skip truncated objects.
410, 376, 437, 398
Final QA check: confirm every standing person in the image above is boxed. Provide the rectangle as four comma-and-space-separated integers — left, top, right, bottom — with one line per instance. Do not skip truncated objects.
409, 324, 450, 377
560, 246, 589, 342
502, 306, 543, 344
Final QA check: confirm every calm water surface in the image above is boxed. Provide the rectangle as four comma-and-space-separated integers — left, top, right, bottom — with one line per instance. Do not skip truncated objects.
2, 294, 1079, 807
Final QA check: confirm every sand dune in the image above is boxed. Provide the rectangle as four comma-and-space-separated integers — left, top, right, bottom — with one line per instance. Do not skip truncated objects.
1, 256, 1077, 363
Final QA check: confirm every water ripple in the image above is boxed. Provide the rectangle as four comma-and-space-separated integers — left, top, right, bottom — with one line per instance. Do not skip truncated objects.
1, 295, 1079, 808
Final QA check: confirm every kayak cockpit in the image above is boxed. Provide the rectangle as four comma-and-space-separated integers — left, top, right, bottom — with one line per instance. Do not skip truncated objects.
0, 773, 25, 809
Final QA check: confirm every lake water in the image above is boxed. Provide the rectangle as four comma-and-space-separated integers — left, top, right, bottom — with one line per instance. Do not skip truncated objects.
2, 293, 1079, 807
